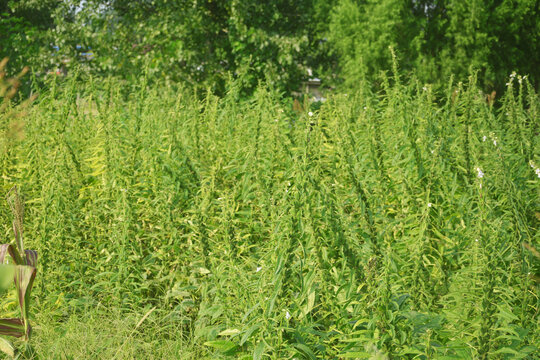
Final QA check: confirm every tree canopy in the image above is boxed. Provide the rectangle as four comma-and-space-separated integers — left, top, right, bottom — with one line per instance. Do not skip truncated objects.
0, 0, 538, 94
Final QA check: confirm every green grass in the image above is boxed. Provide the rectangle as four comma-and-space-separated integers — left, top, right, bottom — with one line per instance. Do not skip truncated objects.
0, 71, 538, 359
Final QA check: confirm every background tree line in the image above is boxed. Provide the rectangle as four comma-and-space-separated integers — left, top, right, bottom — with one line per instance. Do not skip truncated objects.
1, 0, 538, 95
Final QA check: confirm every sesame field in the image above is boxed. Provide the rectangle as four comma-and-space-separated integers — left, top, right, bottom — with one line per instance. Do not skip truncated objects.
1, 73, 539, 359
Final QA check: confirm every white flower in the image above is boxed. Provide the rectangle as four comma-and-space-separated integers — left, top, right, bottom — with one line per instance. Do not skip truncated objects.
256, 267, 262, 272
476, 167, 484, 178
529, 161, 540, 178
427, 203, 432, 208
475, 239, 479, 242
422, 86, 427, 91
363, 106, 367, 110
285, 311, 291, 319
430, 149, 435, 154
308, 111, 313, 117
482, 136, 487, 142
493, 139, 497, 146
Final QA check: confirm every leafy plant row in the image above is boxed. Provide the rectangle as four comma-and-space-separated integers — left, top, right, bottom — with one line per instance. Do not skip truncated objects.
0, 70, 538, 358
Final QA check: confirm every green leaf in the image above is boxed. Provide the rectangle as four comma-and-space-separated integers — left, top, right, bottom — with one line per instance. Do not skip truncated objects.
293, 343, 316, 360
240, 324, 260, 346
492, 347, 519, 355
0, 336, 15, 357
218, 328, 241, 336
302, 289, 315, 317
497, 305, 519, 322
204, 340, 237, 353
0, 265, 15, 292
253, 341, 265, 360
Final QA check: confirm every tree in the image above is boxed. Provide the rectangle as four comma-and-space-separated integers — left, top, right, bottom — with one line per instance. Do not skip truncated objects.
329, 0, 539, 92
0, 1, 62, 76
42, 0, 333, 94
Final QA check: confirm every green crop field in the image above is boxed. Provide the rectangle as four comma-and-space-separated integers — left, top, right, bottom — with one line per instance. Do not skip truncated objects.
0, 70, 539, 359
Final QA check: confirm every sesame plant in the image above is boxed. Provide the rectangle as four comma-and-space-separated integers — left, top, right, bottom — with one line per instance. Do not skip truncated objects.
0, 65, 537, 359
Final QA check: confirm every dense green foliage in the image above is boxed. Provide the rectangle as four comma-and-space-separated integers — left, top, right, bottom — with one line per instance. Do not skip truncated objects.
0, 1, 539, 358
2, 0, 538, 93
0, 1, 61, 78
2, 0, 335, 94
329, 0, 539, 92
0, 69, 538, 357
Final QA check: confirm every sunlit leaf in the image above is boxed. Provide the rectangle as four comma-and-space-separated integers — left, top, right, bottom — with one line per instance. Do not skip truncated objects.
218, 328, 241, 336
253, 341, 265, 360
204, 340, 237, 353
0, 336, 15, 357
